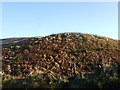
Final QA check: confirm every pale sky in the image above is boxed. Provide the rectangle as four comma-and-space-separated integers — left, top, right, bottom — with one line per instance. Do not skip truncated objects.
2, 2, 118, 40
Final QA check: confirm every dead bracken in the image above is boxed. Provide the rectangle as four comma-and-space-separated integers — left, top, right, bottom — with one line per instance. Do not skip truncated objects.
1, 32, 119, 80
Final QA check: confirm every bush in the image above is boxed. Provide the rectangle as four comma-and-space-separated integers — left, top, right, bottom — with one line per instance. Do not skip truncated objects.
3, 73, 64, 89
63, 72, 120, 89
3, 69, 120, 89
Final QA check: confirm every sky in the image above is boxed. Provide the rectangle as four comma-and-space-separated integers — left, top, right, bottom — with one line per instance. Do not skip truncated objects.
1, 2, 118, 39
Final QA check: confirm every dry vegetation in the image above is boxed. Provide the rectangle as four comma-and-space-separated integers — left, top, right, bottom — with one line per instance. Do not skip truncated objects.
1, 32, 120, 88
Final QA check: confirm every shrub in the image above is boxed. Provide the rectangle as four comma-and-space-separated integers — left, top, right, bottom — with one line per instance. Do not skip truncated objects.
3, 73, 64, 89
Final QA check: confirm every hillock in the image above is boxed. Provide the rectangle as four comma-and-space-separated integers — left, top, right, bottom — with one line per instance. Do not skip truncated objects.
1, 32, 120, 88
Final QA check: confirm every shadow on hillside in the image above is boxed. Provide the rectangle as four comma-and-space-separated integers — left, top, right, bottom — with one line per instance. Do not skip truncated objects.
2, 71, 120, 89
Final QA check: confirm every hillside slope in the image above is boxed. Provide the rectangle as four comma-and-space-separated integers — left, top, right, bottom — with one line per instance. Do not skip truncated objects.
2, 33, 119, 79
1, 37, 31, 48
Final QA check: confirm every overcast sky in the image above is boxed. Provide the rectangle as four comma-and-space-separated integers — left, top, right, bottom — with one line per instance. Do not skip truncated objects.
2, 2, 118, 39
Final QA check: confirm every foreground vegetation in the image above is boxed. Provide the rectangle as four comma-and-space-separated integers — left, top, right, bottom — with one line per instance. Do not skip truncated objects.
2, 67, 120, 89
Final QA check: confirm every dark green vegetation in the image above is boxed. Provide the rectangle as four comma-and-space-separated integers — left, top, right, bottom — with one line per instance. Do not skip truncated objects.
1, 32, 120, 88
2, 71, 120, 89
3, 73, 63, 89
